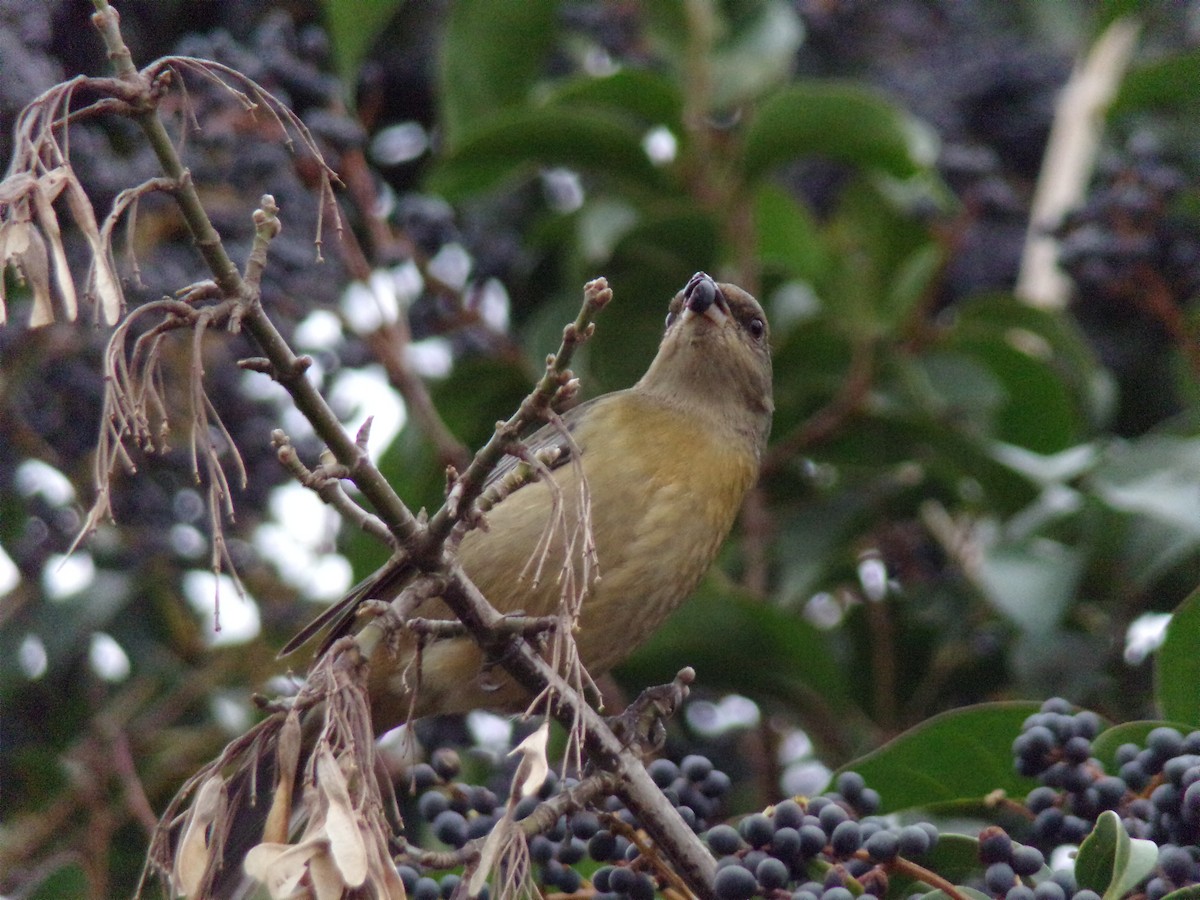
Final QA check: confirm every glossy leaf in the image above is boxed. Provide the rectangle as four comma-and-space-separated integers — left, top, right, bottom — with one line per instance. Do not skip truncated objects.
322, 0, 403, 87
886, 834, 981, 894
1090, 436, 1200, 537
1113, 49, 1200, 114
754, 183, 827, 281
427, 108, 670, 201
977, 539, 1083, 635
837, 703, 1041, 813
618, 577, 851, 719
439, 0, 558, 147
708, 0, 805, 110
547, 69, 684, 134
1157, 586, 1200, 726
743, 82, 937, 182
1075, 810, 1158, 900
920, 887, 992, 900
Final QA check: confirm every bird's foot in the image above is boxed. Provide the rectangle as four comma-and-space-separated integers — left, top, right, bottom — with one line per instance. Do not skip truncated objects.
606, 667, 696, 755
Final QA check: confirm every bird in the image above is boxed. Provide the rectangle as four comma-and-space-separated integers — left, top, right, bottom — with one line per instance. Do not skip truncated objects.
287, 271, 774, 733
193, 273, 771, 899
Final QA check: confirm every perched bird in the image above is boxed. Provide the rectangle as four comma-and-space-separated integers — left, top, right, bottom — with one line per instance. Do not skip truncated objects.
199, 274, 771, 899
288, 271, 773, 731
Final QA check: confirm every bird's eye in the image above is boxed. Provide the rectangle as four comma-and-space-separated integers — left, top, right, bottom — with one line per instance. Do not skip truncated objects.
665, 310, 677, 329
747, 317, 765, 340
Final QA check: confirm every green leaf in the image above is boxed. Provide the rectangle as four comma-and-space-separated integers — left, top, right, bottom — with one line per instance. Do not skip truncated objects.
837, 702, 1041, 813
884, 243, 942, 330
1075, 809, 1123, 894
1161, 886, 1200, 900
618, 578, 851, 719
743, 81, 937, 182
1113, 49, 1200, 115
977, 539, 1083, 635
910, 834, 983, 889
547, 69, 684, 133
1075, 810, 1158, 900
439, 0, 558, 147
921, 888, 993, 900
754, 183, 827, 281
322, 0, 404, 88
709, 0, 805, 110
1090, 436, 1200, 537
1157, 586, 1200, 726
427, 108, 670, 201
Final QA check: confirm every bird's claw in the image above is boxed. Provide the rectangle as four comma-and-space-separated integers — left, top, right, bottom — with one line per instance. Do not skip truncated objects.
607, 667, 696, 755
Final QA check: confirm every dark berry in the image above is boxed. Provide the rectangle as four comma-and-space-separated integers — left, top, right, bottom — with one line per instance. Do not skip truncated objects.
898, 824, 932, 857
1033, 881, 1065, 900
529, 834, 555, 864
799, 824, 828, 857
1027, 787, 1058, 813
830, 820, 862, 857
432, 809, 468, 847
629, 873, 656, 900
1012, 845, 1044, 876
439, 875, 461, 899
418, 791, 450, 821
701, 770, 733, 798
985, 862, 1016, 894
979, 827, 1013, 864
593, 866, 614, 892
398, 866, 420, 893
414, 877, 441, 900
563, 868, 585, 893
740, 813, 775, 849
864, 829, 899, 862
589, 829, 617, 861
818, 803, 849, 834
772, 826, 802, 864
1149, 728, 1185, 761
410, 763, 439, 791
681, 755, 714, 782
609, 866, 636, 894
715, 864, 758, 900
837, 772, 866, 801
707, 824, 743, 856
856, 788, 881, 815
1006, 887, 1035, 900
648, 758, 680, 788
431, 748, 461, 781
1063, 736, 1091, 765
557, 838, 585, 865
757, 857, 790, 891
1093, 776, 1127, 810
774, 799, 806, 829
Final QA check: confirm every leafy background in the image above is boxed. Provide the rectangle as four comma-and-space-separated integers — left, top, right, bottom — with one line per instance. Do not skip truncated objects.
1, 0, 1199, 895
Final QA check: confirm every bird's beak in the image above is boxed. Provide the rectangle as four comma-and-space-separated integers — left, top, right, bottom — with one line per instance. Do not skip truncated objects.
682, 272, 729, 326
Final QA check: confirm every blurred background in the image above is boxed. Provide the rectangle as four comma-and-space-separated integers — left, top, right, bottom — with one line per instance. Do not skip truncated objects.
2, 0, 1199, 895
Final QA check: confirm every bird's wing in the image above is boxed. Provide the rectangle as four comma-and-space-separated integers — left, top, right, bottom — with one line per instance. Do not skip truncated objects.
279, 395, 615, 658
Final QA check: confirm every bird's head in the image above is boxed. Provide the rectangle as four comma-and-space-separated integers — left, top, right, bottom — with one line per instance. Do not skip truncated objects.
637, 272, 774, 455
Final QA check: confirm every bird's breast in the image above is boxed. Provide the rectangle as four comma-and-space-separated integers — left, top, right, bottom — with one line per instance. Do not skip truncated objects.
460, 393, 759, 674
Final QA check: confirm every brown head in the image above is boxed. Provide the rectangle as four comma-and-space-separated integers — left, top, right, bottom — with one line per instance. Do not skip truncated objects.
636, 272, 774, 457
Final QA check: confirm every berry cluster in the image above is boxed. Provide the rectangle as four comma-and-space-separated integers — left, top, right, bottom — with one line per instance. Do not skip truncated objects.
1014, 698, 1200, 855
703, 772, 934, 900
400, 749, 734, 897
